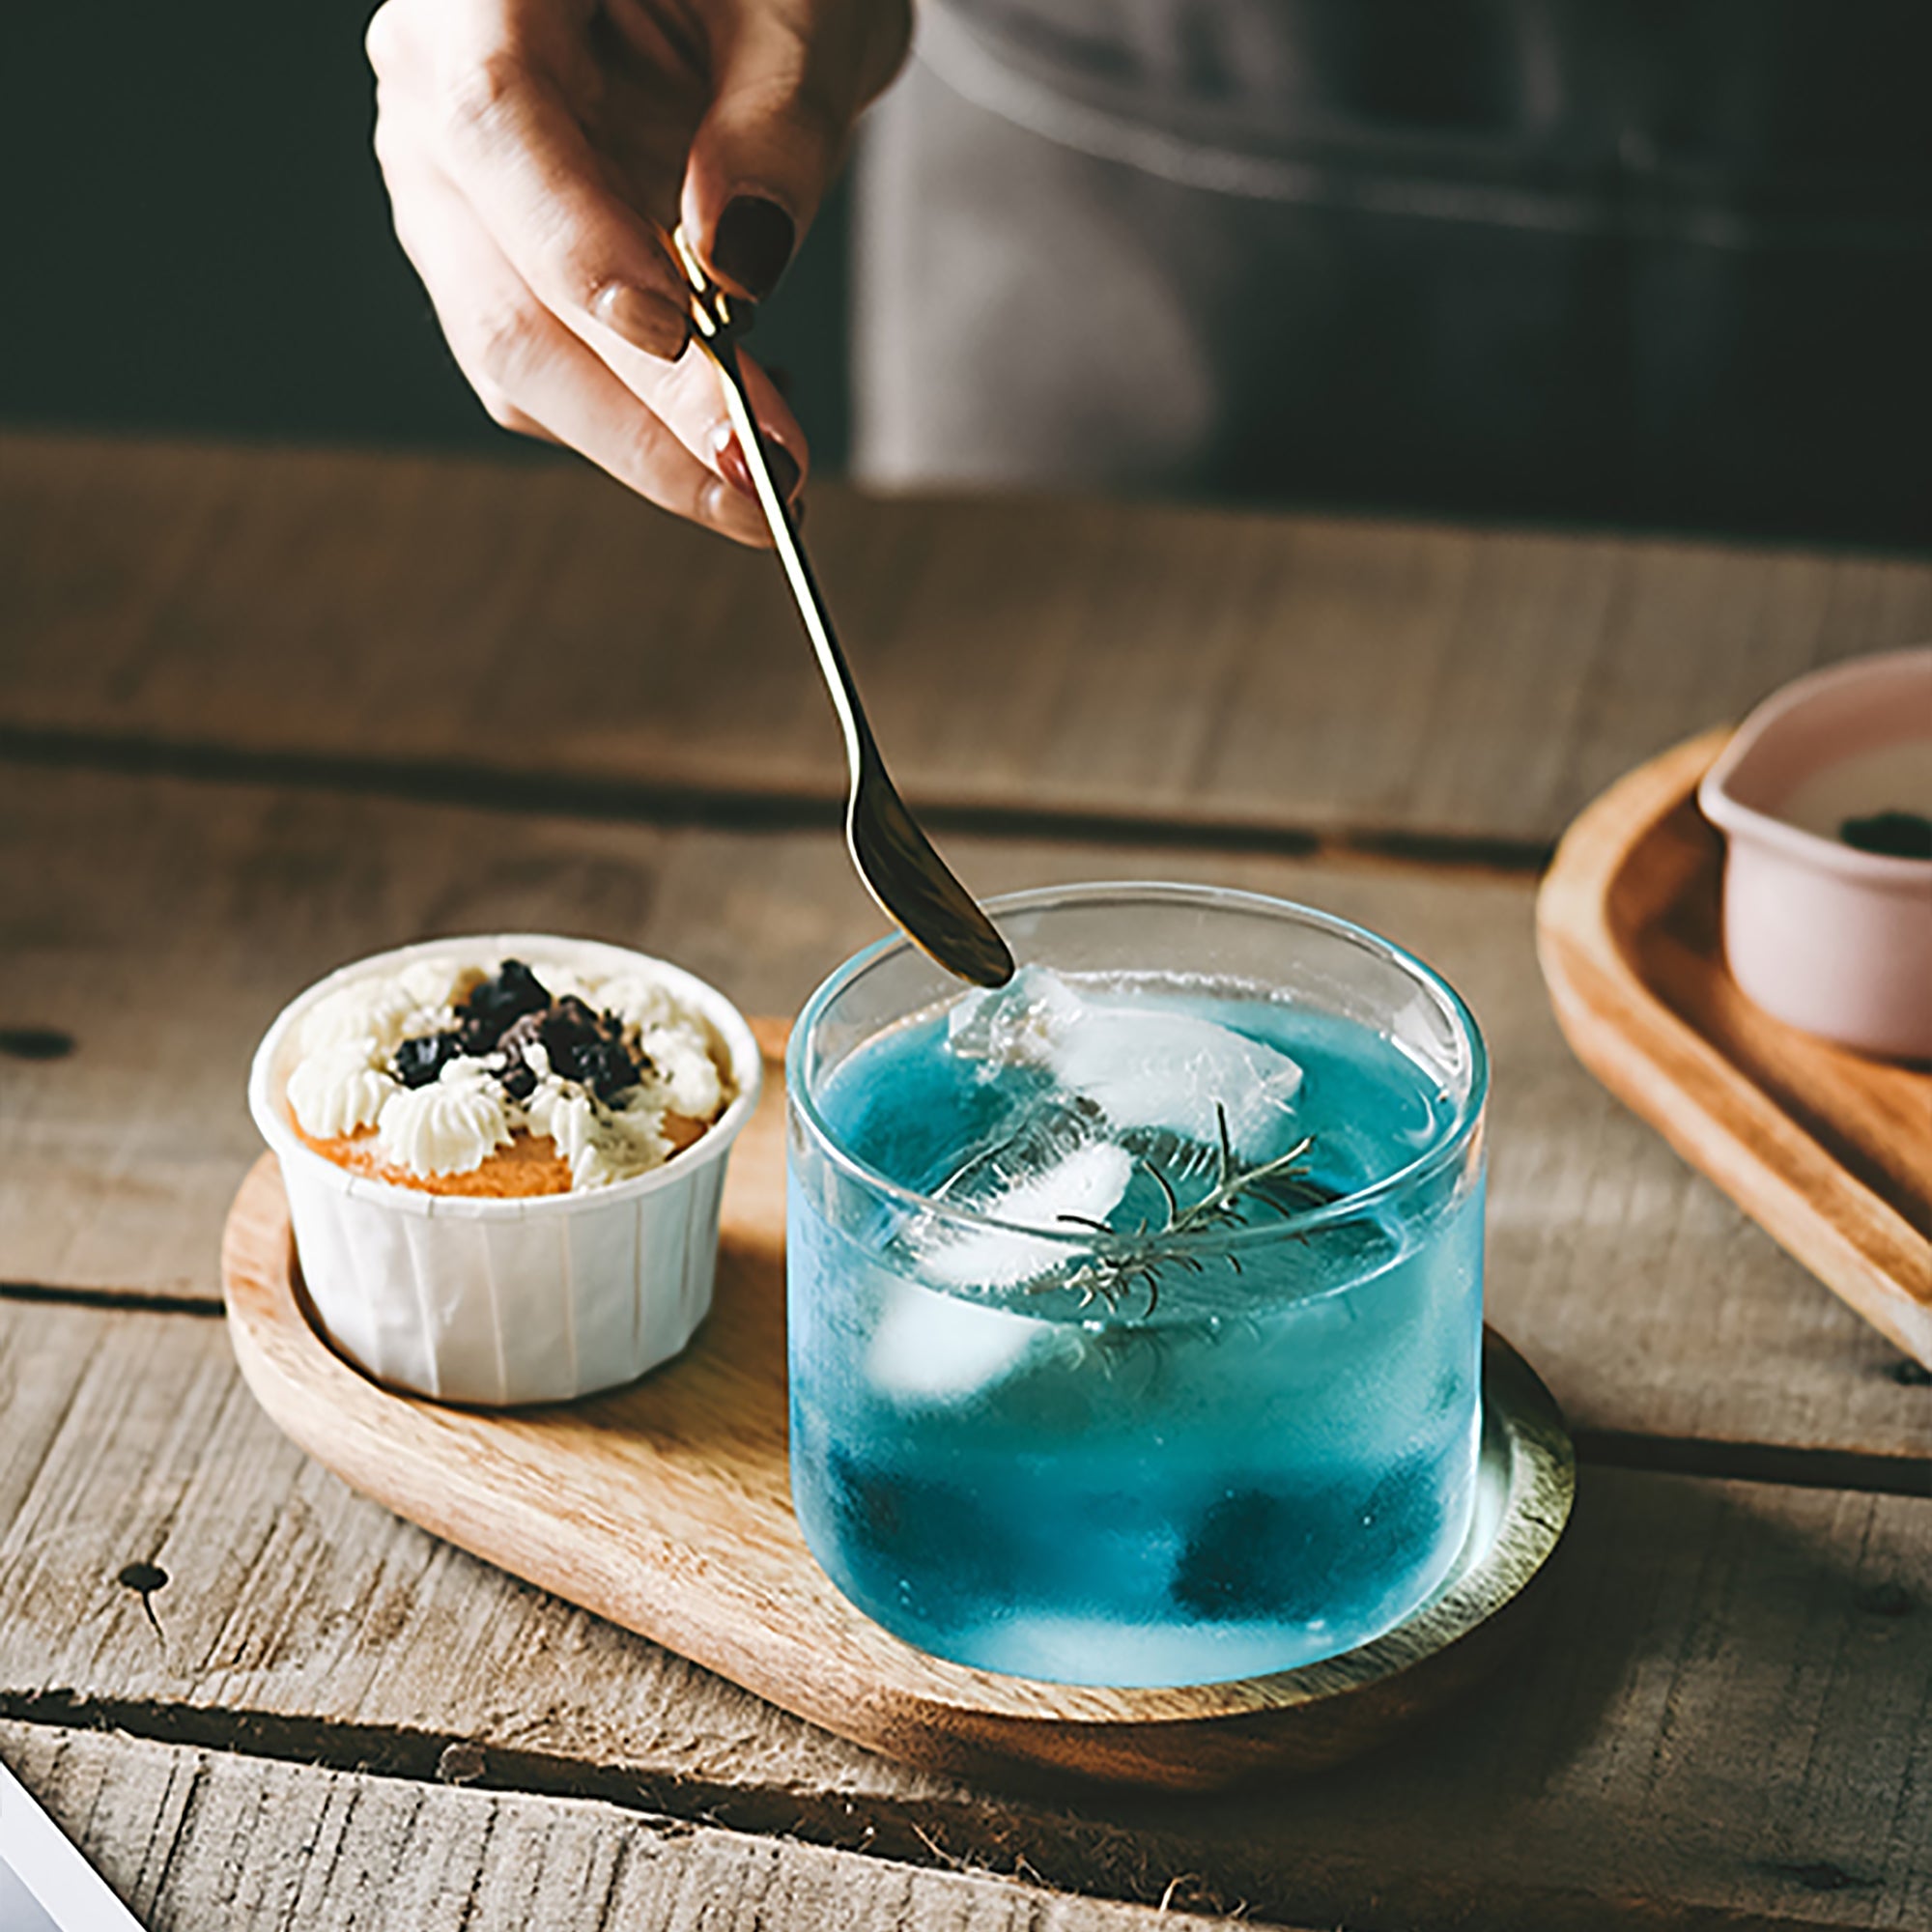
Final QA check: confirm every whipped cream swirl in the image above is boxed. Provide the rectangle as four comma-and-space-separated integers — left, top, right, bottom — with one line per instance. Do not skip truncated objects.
287, 1044, 398, 1139
285, 950, 728, 1187
375, 1059, 513, 1176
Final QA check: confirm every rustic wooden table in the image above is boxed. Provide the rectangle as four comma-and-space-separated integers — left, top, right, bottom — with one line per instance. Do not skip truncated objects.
2, 432, 1928, 1932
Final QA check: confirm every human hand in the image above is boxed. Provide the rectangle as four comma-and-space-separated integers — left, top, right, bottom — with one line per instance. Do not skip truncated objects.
366, 0, 910, 542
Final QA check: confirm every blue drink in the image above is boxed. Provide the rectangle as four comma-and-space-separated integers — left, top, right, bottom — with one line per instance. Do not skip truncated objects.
787, 887, 1487, 1688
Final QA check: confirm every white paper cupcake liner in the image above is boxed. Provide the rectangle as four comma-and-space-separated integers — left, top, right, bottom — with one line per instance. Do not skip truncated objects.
249, 934, 762, 1406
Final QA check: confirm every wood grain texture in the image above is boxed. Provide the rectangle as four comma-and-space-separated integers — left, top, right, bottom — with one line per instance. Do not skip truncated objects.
5, 433, 1929, 846
8, 425, 1926, 1931
0, 1725, 1274, 1932
1540, 733, 1932, 1366
2, 763, 1923, 1461
217, 1133, 1574, 1790
2, 1299, 1928, 1930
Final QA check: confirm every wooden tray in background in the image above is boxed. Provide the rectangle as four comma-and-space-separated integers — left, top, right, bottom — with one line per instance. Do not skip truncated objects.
222, 1023, 1574, 1793
1538, 732, 1932, 1367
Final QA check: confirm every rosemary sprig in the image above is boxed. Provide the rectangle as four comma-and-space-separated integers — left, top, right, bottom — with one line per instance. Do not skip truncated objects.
1044, 1104, 1321, 1318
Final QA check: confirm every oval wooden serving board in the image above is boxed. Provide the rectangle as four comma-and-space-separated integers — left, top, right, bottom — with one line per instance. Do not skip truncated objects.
223, 1019, 1575, 1792
1539, 731, 1932, 1367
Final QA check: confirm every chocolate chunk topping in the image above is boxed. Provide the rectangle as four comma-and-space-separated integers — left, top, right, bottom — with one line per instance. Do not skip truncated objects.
456, 959, 552, 1052
387, 963, 647, 1108
393, 1031, 466, 1089
539, 995, 643, 1102
496, 1008, 548, 1061
473, 986, 647, 1105
1840, 810, 1932, 860
493, 1008, 550, 1100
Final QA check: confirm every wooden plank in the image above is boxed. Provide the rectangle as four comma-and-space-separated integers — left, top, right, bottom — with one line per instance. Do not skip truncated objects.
0, 763, 1921, 1461
0, 1724, 1268, 1932
4, 434, 1928, 847
2, 1300, 1928, 1931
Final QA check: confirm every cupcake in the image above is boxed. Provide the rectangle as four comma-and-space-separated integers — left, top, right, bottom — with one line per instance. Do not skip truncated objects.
249, 935, 762, 1406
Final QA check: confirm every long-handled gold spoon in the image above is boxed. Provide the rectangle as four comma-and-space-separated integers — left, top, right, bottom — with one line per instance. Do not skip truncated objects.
668, 227, 1014, 989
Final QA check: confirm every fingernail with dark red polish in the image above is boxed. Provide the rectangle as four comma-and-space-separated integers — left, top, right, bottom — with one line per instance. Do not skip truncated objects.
590, 282, 690, 361
712, 196, 795, 301
718, 430, 803, 505
763, 439, 803, 501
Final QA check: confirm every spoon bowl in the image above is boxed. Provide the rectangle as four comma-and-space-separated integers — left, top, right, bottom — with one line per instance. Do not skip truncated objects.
843, 746, 1016, 988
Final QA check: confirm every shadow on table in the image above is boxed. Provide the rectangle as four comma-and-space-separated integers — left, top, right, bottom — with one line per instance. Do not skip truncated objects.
1012, 1471, 1921, 1927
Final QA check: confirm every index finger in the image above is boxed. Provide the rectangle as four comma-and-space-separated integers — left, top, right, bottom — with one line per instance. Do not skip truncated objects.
438, 18, 693, 361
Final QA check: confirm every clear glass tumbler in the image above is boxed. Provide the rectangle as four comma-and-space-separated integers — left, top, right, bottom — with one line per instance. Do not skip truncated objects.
786, 883, 1488, 1688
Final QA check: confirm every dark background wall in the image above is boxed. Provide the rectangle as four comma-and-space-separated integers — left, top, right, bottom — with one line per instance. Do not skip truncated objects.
1, 1, 852, 467
3, 0, 1925, 546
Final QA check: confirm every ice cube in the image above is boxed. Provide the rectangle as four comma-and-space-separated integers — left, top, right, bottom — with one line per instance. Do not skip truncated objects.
947, 962, 1086, 1066
930, 1079, 1103, 1206
907, 1134, 1133, 1291
866, 1279, 1054, 1402
948, 966, 1302, 1160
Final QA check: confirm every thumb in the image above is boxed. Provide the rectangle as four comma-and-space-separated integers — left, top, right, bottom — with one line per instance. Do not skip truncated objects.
682, 6, 905, 299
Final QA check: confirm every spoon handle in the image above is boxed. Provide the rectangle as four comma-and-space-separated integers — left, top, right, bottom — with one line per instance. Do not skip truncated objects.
666, 227, 1013, 990
690, 316, 875, 784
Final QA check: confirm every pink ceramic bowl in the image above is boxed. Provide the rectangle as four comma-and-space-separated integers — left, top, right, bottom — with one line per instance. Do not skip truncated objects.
1698, 648, 1932, 1061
